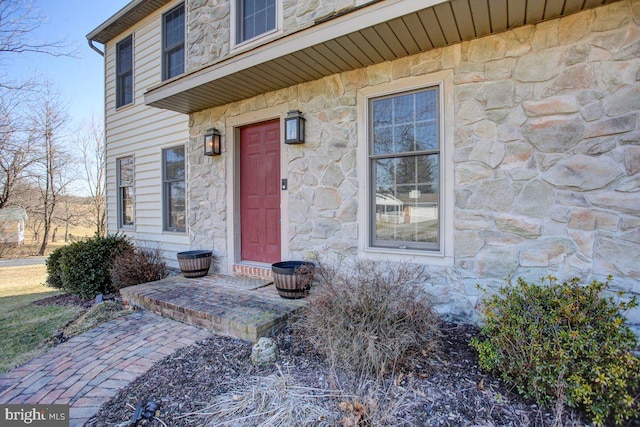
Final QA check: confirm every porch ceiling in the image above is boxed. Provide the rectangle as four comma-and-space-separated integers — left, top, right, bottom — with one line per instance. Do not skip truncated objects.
145, 0, 618, 115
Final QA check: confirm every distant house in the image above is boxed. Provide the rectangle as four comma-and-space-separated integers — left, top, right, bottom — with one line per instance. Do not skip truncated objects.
87, 0, 640, 326
0, 208, 27, 246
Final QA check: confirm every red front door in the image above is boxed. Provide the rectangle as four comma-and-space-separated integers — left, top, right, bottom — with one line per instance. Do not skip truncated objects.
240, 120, 281, 263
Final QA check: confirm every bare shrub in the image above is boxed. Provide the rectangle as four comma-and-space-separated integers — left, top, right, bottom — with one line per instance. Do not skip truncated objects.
110, 246, 168, 290
296, 257, 440, 381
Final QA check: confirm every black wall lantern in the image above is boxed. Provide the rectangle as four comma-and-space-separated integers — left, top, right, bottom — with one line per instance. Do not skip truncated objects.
204, 128, 221, 156
284, 110, 305, 144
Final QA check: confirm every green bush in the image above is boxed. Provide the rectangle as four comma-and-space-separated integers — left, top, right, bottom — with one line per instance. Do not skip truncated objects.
110, 246, 168, 290
45, 234, 132, 299
296, 258, 440, 380
471, 276, 640, 426
45, 247, 65, 290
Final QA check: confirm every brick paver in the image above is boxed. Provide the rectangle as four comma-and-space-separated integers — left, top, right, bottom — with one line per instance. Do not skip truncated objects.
0, 311, 211, 427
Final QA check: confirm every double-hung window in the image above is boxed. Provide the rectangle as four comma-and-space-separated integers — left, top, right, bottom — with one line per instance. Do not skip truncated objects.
162, 3, 185, 80
369, 87, 440, 251
163, 146, 186, 232
116, 35, 133, 108
117, 156, 134, 228
236, 0, 276, 44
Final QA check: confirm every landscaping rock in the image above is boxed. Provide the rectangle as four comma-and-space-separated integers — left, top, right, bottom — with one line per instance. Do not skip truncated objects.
250, 337, 279, 367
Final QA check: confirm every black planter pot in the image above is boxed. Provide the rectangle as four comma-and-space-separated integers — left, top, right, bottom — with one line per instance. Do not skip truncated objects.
177, 250, 212, 278
271, 261, 315, 299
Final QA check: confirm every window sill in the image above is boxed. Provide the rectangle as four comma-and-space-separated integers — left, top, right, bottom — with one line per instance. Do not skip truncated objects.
231, 28, 281, 54
359, 246, 454, 266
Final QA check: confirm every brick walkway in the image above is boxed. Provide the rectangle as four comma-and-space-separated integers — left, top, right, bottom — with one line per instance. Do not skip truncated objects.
0, 310, 211, 426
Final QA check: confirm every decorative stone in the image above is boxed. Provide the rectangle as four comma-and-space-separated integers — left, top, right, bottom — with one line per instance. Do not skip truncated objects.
522, 117, 585, 153
454, 231, 485, 258
314, 187, 342, 211
514, 51, 562, 82
543, 64, 596, 97
250, 337, 279, 367
568, 207, 620, 231
585, 115, 637, 138
522, 98, 578, 116
468, 36, 506, 62
587, 191, 640, 214
520, 237, 576, 267
603, 85, 640, 116
594, 238, 640, 277
496, 214, 542, 238
513, 180, 555, 218
469, 140, 505, 168
543, 154, 623, 190
466, 178, 516, 211
476, 80, 515, 109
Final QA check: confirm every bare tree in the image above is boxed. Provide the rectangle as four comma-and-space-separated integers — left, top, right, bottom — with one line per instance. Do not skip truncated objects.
0, 0, 73, 67
78, 118, 106, 237
28, 84, 77, 255
0, 89, 40, 208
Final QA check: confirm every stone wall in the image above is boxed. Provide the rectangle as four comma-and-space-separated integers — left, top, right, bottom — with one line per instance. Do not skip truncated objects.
188, 0, 640, 325
187, 0, 356, 71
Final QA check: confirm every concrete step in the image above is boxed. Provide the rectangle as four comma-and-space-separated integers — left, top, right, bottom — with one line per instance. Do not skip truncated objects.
120, 274, 307, 342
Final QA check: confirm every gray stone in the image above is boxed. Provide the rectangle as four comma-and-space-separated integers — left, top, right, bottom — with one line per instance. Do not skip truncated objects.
522, 117, 585, 153
624, 146, 640, 175
580, 102, 604, 122
568, 207, 620, 231
473, 247, 519, 278
469, 140, 505, 168
543, 154, 623, 190
468, 36, 506, 62
565, 43, 590, 66
592, 1, 630, 32
513, 180, 555, 218
585, 115, 637, 138
250, 337, 279, 367
496, 214, 542, 238
476, 80, 515, 109
520, 237, 576, 267
603, 85, 640, 116
587, 191, 640, 214
523, 97, 578, 117
455, 162, 494, 185
594, 238, 640, 277
454, 231, 485, 258
514, 51, 563, 82
484, 58, 515, 80
466, 178, 516, 211
543, 64, 596, 97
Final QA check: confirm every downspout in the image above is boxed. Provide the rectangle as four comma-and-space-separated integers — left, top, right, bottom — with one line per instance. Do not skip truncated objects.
88, 39, 104, 56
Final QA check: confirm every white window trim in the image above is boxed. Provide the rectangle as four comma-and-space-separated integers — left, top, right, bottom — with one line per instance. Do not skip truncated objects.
230, 0, 283, 52
116, 155, 135, 230
356, 71, 454, 265
115, 33, 135, 111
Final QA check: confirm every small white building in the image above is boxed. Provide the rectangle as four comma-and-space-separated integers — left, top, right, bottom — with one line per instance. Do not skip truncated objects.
0, 208, 28, 246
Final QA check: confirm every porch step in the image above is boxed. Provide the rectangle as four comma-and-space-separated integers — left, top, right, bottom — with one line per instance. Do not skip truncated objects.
233, 263, 273, 280
120, 274, 306, 342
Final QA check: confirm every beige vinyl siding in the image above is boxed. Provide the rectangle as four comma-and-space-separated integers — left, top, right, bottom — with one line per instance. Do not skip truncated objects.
104, 0, 189, 267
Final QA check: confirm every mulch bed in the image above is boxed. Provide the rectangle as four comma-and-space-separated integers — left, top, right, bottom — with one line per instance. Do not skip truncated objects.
85, 321, 567, 427
32, 293, 95, 309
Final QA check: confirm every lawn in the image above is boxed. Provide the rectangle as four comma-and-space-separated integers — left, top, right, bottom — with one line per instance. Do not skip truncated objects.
0, 264, 84, 373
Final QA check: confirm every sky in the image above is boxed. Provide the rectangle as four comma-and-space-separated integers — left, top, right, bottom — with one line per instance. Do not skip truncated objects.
6, 0, 132, 127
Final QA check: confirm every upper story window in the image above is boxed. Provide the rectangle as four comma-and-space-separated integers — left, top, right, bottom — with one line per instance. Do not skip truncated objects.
369, 87, 441, 251
236, 0, 276, 44
117, 156, 134, 228
116, 35, 133, 108
162, 3, 185, 81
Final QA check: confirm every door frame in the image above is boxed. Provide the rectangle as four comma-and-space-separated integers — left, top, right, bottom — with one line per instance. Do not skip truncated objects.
225, 104, 290, 272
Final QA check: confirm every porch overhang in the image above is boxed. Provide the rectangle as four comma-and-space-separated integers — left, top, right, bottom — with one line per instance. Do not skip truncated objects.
144, 0, 618, 115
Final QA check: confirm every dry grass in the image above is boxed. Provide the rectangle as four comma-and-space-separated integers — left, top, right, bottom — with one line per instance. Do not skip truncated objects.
63, 301, 131, 338
0, 264, 84, 373
183, 371, 340, 427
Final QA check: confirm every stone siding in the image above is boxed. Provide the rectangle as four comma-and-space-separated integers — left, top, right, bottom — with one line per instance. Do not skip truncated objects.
187, 0, 357, 71
188, 0, 640, 325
